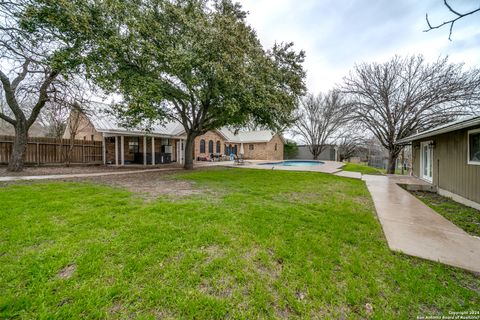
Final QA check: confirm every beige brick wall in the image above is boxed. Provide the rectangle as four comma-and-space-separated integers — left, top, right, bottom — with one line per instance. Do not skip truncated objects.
194, 131, 226, 159
194, 131, 284, 161
242, 134, 284, 160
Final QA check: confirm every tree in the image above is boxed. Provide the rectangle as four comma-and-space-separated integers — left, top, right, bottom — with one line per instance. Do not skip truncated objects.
284, 140, 299, 159
87, 0, 305, 169
336, 129, 365, 162
343, 55, 480, 174
0, 0, 100, 171
292, 91, 351, 160
425, 0, 480, 40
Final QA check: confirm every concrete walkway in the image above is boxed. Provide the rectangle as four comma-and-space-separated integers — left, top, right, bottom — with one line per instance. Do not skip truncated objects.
363, 174, 480, 273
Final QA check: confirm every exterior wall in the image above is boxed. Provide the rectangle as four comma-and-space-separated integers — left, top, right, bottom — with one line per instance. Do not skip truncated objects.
293, 145, 336, 161
412, 124, 480, 205
194, 131, 226, 159
193, 131, 284, 160
63, 112, 103, 142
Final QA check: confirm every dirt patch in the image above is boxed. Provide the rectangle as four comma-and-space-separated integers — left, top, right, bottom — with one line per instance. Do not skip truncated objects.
57, 264, 76, 279
0, 165, 164, 177
202, 244, 224, 264
198, 275, 234, 298
70, 170, 203, 200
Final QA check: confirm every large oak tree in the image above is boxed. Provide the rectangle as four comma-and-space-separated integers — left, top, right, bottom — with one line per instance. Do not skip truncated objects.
87, 0, 306, 169
343, 55, 480, 174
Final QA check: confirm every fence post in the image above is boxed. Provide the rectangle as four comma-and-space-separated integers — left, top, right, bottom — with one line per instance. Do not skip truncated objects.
36, 142, 40, 165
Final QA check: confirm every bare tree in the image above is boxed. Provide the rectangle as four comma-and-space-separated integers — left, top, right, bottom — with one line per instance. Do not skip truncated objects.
293, 91, 351, 160
0, 1, 96, 171
336, 126, 365, 162
343, 55, 480, 174
425, 0, 480, 40
39, 77, 92, 139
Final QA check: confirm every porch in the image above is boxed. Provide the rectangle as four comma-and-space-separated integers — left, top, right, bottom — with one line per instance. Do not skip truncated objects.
102, 134, 186, 166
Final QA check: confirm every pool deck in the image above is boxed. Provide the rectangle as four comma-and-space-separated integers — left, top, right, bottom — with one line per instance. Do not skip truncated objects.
222, 160, 345, 174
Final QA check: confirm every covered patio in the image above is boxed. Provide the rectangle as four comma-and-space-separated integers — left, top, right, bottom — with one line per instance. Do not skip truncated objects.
102, 134, 186, 166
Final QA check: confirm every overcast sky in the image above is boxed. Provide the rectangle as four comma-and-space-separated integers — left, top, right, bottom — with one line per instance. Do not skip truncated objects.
240, 0, 480, 93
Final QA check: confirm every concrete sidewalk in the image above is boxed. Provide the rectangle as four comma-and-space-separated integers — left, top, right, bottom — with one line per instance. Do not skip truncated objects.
363, 174, 480, 273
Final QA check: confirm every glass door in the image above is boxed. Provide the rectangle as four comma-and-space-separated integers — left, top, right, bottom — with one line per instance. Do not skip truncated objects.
421, 141, 433, 183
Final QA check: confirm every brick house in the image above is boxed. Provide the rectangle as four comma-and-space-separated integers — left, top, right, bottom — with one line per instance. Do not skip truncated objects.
63, 106, 285, 165
194, 129, 284, 161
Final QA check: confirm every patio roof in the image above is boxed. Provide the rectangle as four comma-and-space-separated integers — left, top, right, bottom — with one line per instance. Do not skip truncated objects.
86, 102, 185, 138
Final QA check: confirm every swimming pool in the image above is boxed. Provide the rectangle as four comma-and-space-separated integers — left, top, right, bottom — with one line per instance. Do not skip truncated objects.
259, 160, 324, 167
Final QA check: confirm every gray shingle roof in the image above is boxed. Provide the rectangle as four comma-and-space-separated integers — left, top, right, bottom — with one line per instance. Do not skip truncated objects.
86, 102, 185, 137
85, 102, 280, 143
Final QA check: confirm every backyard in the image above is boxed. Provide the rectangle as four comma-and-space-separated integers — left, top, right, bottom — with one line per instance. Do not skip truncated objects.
0, 168, 478, 319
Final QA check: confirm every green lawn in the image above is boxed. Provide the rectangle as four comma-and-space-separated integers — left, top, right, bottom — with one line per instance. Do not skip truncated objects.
341, 163, 384, 175
410, 191, 480, 237
0, 169, 478, 319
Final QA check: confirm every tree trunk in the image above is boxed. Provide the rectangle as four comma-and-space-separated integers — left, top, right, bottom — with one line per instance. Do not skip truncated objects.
386, 151, 398, 174
8, 123, 28, 172
183, 133, 197, 170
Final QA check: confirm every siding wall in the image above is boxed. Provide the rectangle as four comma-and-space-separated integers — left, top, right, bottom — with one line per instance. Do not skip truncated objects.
412, 124, 480, 204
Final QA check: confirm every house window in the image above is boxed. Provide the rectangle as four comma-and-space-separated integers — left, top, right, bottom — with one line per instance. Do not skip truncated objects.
208, 140, 214, 153
468, 129, 480, 165
129, 141, 139, 153
249, 144, 254, 150
216, 141, 221, 153
274, 143, 277, 151
200, 139, 206, 153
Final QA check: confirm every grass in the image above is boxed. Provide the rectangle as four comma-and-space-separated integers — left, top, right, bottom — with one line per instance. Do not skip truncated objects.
410, 191, 480, 237
341, 163, 384, 175
0, 168, 479, 319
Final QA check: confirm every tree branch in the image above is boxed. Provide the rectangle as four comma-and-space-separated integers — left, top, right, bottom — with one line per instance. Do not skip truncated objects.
424, 0, 480, 40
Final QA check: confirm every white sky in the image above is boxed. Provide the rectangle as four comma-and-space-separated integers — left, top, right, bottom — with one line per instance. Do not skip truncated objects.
240, 0, 480, 93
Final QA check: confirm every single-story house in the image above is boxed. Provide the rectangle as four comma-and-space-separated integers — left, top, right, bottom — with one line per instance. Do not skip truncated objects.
63, 107, 284, 165
194, 129, 284, 161
291, 145, 337, 161
398, 116, 480, 210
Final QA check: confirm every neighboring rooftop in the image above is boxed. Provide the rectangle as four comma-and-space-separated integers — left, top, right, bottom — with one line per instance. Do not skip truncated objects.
397, 116, 480, 144
0, 119, 49, 137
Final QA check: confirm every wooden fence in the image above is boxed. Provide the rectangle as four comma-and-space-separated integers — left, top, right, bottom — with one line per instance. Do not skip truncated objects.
0, 135, 103, 165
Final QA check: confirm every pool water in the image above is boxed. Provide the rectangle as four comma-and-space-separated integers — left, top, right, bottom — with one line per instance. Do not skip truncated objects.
259, 160, 324, 167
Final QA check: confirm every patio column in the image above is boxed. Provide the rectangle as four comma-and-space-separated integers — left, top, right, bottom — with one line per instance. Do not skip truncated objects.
181, 139, 185, 165
151, 136, 155, 165
176, 140, 180, 164
120, 135, 125, 166
102, 134, 106, 165
114, 136, 119, 166
143, 136, 147, 166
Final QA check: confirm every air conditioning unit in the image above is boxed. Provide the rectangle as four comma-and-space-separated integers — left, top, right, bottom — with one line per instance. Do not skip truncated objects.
163, 145, 173, 153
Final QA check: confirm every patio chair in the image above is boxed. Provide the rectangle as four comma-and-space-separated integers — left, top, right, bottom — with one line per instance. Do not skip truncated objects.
234, 155, 245, 165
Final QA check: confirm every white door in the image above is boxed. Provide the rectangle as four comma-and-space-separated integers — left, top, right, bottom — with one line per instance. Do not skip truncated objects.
421, 141, 433, 183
